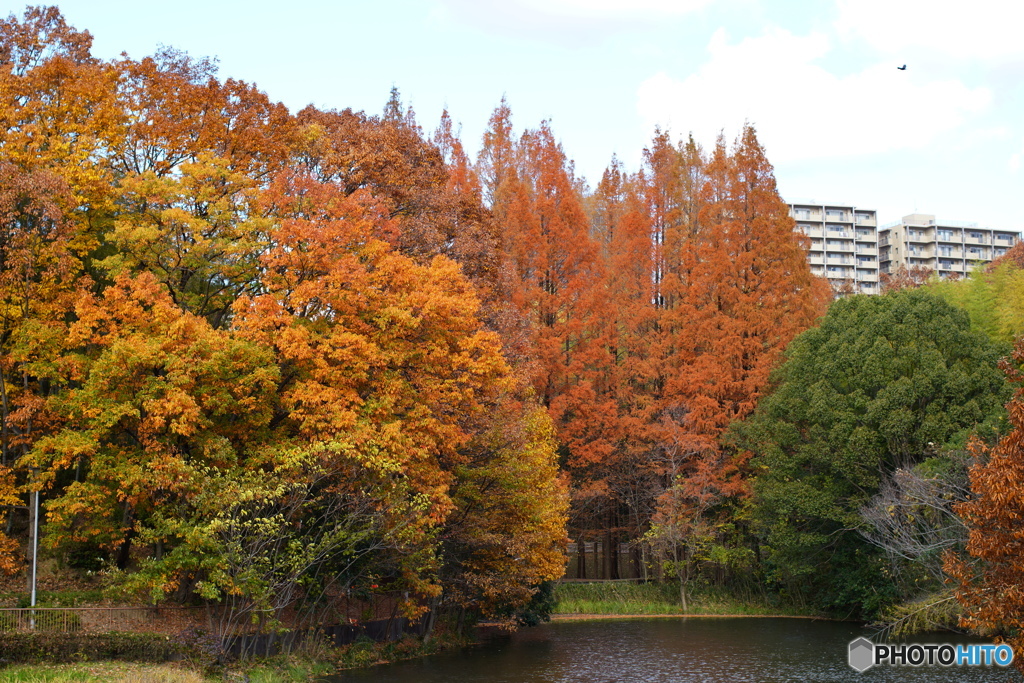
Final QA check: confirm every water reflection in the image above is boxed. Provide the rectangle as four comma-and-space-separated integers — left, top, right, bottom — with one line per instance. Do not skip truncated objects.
330, 617, 1017, 682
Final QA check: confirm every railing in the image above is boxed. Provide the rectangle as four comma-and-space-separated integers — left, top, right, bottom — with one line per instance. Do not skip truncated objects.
0, 606, 202, 634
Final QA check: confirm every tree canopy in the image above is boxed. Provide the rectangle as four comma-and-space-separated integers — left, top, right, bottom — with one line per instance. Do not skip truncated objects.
734, 290, 1008, 615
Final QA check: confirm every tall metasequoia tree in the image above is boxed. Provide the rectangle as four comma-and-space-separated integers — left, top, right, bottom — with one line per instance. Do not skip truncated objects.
633, 126, 830, 587
946, 337, 1024, 672
478, 107, 604, 403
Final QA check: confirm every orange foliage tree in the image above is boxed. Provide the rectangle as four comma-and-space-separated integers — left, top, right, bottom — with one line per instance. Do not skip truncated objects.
575, 126, 830, 585
945, 337, 1024, 670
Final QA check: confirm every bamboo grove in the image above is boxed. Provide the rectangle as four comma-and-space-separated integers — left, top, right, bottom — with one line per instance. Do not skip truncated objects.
11, 6, 1024, 645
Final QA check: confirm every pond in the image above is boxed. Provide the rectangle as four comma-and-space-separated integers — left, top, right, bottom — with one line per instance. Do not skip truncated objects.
328, 617, 1016, 682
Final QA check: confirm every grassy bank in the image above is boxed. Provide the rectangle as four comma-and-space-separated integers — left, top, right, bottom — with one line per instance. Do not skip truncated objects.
0, 662, 209, 682
0, 584, 811, 681
0, 631, 471, 682
552, 581, 814, 617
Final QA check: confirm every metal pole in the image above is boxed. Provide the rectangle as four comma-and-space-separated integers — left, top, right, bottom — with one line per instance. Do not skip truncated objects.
30, 478, 39, 630
31, 486, 38, 606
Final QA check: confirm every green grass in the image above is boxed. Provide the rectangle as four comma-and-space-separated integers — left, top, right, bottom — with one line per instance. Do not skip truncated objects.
0, 589, 107, 609
0, 659, 337, 683
552, 581, 811, 617
0, 662, 209, 682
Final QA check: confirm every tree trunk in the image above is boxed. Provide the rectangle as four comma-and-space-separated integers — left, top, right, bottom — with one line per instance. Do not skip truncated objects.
576, 537, 586, 579
674, 542, 688, 612
115, 503, 135, 570
422, 595, 440, 644
606, 526, 620, 580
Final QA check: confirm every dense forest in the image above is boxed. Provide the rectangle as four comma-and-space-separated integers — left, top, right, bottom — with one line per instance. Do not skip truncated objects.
2, 5, 1024, 659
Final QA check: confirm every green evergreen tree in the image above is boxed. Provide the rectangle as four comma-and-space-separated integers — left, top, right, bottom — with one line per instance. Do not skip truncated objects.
730, 290, 1009, 617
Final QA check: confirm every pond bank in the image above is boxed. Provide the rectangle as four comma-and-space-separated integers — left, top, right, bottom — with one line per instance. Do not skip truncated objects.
0, 583, 818, 681
550, 613, 838, 621
551, 580, 817, 618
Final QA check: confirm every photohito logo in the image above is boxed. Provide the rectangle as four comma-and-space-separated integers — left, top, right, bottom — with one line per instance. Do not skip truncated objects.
848, 637, 1014, 671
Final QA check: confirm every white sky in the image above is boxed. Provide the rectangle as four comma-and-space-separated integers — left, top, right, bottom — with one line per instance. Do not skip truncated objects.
15, 0, 1024, 231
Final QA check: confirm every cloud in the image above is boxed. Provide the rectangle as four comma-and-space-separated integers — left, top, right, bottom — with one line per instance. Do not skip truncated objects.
431, 0, 710, 43
636, 27, 992, 163
1009, 137, 1024, 173
834, 0, 1024, 61
515, 0, 712, 18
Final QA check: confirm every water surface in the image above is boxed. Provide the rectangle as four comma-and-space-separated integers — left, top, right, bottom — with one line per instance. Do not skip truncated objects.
330, 617, 1018, 682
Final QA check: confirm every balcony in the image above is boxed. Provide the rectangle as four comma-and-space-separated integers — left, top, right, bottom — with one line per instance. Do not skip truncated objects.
824, 211, 851, 222
799, 225, 824, 237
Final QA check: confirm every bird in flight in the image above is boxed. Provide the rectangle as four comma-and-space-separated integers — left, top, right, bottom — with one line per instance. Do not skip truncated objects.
897, 64, 907, 70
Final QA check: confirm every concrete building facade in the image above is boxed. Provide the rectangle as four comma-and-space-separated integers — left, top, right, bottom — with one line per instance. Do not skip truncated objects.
878, 214, 1018, 278
787, 201, 880, 295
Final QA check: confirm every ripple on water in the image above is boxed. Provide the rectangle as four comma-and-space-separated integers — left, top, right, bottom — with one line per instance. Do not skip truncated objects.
329, 617, 1018, 683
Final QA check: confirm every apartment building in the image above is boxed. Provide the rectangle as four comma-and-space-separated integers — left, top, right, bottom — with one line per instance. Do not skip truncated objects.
878, 214, 1019, 278
787, 201, 880, 295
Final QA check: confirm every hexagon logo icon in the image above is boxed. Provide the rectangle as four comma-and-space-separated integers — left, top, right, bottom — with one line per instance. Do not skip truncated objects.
849, 637, 874, 672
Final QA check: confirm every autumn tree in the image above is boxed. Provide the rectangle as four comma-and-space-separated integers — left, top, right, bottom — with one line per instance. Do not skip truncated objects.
0, 6, 122, 209
25, 271, 279, 570
946, 336, 1024, 671
439, 403, 568, 627
232, 170, 522, 603
637, 126, 829, 594
109, 48, 294, 183
880, 264, 933, 293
